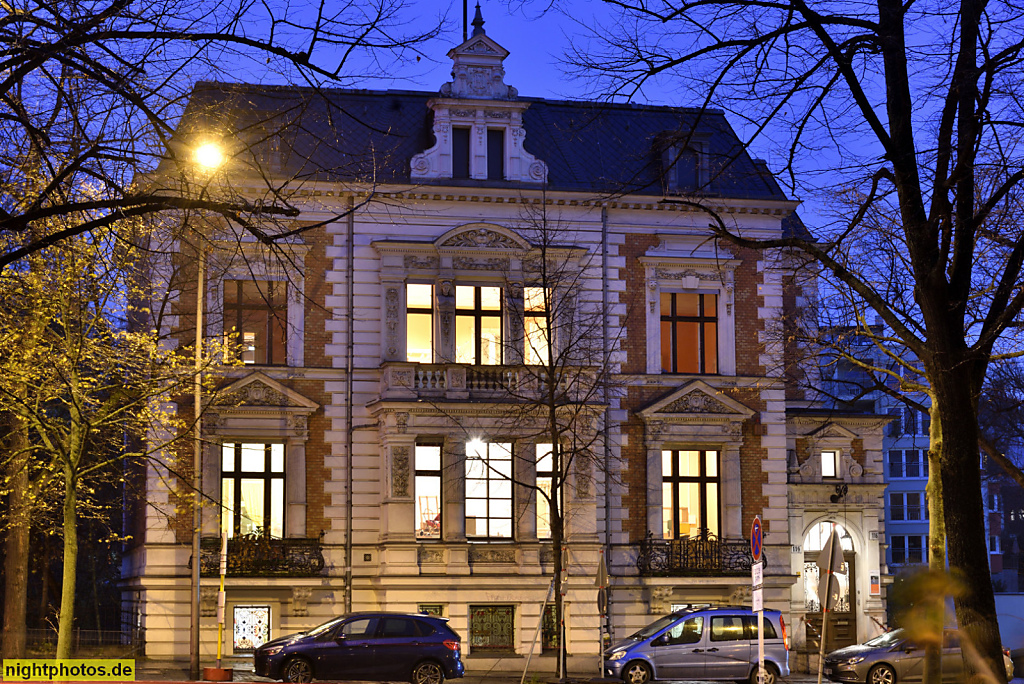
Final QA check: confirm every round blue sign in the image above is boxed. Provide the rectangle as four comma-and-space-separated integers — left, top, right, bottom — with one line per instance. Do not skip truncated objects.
751, 516, 763, 561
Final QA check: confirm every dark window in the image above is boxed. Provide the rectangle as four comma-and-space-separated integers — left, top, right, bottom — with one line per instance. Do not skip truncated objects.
905, 450, 921, 478
888, 451, 904, 478
660, 292, 718, 374
452, 127, 470, 179
891, 535, 906, 564
675, 147, 700, 191
921, 410, 931, 434
904, 408, 917, 434
889, 493, 905, 521
469, 605, 515, 652
224, 280, 287, 365
908, 536, 924, 563
744, 616, 778, 639
542, 604, 558, 652
487, 129, 504, 180
221, 443, 285, 538
662, 450, 720, 538
710, 616, 745, 642
906, 492, 923, 520
887, 410, 902, 437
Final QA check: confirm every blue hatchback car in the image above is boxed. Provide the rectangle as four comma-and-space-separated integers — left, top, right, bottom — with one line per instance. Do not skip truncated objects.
254, 612, 465, 684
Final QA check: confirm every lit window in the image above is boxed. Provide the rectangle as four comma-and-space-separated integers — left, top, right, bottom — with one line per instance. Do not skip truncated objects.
821, 450, 840, 478
224, 280, 287, 365
456, 286, 503, 365
542, 604, 559, 652
465, 441, 513, 539
660, 293, 718, 374
536, 443, 554, 539
406, 283, 433, 363
524, 287, 551, 366
415, 445, 442, 539
221, 443, 285, 538
662, 450, 720, 538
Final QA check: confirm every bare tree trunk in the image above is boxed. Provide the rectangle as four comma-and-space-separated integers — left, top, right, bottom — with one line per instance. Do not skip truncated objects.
923, 407, 946, 684
2, 416, 31, 659
56, 468, 78, 660
933, 367, 1005, 682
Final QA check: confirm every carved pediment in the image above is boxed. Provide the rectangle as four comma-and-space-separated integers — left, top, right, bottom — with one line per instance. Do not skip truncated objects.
806, 422, 857, 440
211, 373, 318, 411
639, 380, 755, 421
438, 224, 527, 250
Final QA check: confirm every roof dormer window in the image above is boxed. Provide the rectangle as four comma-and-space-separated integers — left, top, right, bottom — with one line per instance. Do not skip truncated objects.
663, 139, 708, 195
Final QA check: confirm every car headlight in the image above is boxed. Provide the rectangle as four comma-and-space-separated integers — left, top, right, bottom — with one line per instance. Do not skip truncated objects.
261, 646, 283, 656
607, 651, 626, 661
844, 657, 865, 665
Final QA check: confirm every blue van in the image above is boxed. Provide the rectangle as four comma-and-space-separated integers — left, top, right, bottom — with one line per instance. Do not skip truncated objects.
604, 607, 790, 684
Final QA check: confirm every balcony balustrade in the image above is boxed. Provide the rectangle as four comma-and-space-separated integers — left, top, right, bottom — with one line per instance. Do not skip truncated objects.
380, 362, 596, 401
198, 533, 325, 577
635, 530, 758, 577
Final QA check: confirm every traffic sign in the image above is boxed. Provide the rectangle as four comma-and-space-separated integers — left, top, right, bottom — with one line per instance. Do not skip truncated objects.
751, 516, 763, 562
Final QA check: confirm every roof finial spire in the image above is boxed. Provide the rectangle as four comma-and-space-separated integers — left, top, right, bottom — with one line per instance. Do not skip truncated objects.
471, 2, 485, 36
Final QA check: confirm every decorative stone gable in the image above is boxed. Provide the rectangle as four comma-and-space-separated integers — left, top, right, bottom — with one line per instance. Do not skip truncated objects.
659, 390, 735, 415
410, 8, 547, 183
205, 372, 319, 440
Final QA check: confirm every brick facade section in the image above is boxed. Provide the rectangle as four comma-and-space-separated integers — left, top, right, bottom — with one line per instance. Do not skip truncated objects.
619, 234, 660, 374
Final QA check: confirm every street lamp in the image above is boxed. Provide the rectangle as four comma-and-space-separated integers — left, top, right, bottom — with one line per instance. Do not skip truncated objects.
193, 142, 224, 171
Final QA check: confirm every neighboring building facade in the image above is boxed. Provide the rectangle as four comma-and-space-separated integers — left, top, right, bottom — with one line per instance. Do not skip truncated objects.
123, 16, 888, 673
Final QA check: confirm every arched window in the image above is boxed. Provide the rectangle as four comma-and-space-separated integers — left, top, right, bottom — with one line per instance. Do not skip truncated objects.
803, 521, 854, 552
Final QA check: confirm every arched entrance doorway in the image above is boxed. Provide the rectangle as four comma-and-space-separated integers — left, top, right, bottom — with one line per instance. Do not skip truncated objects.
803, 522, 856, 652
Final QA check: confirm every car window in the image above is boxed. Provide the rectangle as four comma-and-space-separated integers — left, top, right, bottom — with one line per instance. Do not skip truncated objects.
711, 616, 746, 642
340, 617, 379, 638
744, 616, 778, 640
380, 618, 418, 638
414, 620, 436, 637
664, 616, 704, 645
634, 613, 689, 640
306, 617, 346, 638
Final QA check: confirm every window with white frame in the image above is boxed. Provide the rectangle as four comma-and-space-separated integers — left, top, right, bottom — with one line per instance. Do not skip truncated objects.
221, 443, 285, 538
465, 440, 513, 539
536, 443, 557, 539
889, 492, 927, 521
455, 286, 503, 365
406, 284, 433, 363
415, 444, 442, 539
662, 450, 720, 538
821, 450, 841, 479
889, 449, 927, 478
891, 535, 926, 564
663, 143, 705, 194
660, 292, 718, 374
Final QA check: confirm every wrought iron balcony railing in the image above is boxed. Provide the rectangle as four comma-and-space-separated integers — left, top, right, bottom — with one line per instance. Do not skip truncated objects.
636, 530, 759, 577
199, 533, 325, 577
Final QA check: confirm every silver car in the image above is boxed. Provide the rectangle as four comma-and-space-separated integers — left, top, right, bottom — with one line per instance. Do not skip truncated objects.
604, 607, 790, 684
824, 628, 1014, 684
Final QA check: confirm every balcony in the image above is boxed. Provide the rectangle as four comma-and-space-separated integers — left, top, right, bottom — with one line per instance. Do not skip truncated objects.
635, 530, 758, 577
199, 533, 325, 577
379, 362, 597, 402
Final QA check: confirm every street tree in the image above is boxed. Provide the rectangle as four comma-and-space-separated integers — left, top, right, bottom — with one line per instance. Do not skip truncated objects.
0, 226, 219, 659
559, 0, 1024, 680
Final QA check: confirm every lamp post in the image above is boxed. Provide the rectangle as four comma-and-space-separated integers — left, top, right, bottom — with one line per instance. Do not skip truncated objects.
190, 141, 222, 680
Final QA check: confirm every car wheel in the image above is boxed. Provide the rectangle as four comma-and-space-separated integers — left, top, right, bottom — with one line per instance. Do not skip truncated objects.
749, 662, 779, 684
869, 663, 897, 684
282, 657, 313, 683
411, 661, 445, 684
623, 661, 653, 684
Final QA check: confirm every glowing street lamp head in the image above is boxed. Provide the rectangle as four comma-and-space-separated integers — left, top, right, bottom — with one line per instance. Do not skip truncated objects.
193, 142, 224, 170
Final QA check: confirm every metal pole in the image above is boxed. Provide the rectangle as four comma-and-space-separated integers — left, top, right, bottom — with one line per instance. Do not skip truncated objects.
190, 249, 205, 680
344, 196, 355, 613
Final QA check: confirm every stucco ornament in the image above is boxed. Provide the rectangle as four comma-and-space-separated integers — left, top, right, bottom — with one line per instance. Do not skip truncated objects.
442, 228, 520, 249
385, 287, 400, 358
662, 390, 734, 414
391, 446, 410, 498
214, 380, 289, 407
